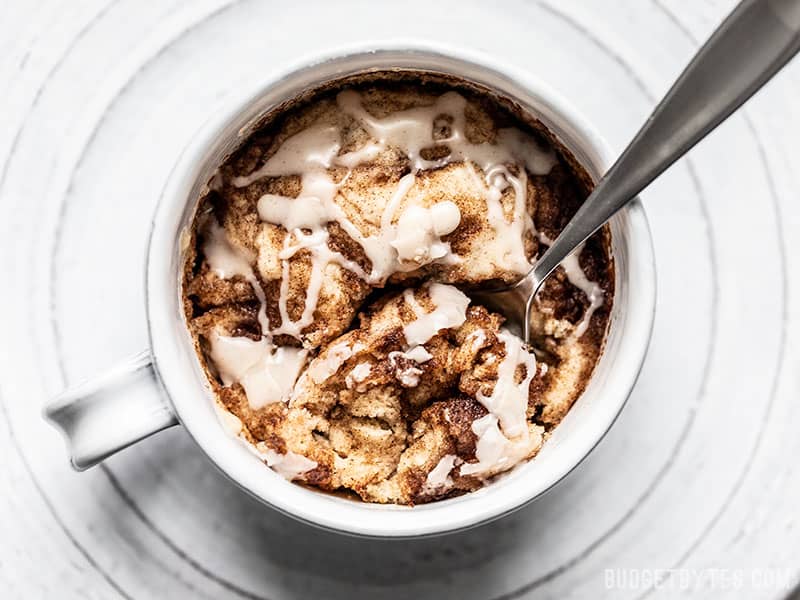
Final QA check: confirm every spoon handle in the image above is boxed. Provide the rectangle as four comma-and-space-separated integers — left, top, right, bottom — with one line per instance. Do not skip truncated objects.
530, 0, 800, 288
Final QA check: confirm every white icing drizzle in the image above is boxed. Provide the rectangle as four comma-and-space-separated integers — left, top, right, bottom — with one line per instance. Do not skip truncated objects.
205, 221, 255, 279
249, 164, 461, 340
391, 200, 461, 269
345, 362, 373, 390
336, 91, 557, 175
422, 454, 458, 494
402, 283, 470, 346
239, 348, 307, 410
390, 360, 423, 387
232, 124, 342, 186
564, 257, 603, 338
204, 221, 270, 335
208, 331, 307, 410
307, 340, 355, 384
403, 287, 426, 317
339, 90, 555, 275
272, 232, 326, 339
539, 362, 549, 376
460, 329, 538, 477
253, 443, 318, 481
388, 345, 434, 388
399, 345, 434, 363
257, 193, 329, 231
387, 284, 468, 386
204, 220, 307, 409
226, 90, 556, 345
537, 232, 604, 339
479, 164, 533, 274
466, 328, 487, 352
496, 128, 559, 176
459, 413, 533, 477
476, 329, 536, 438
208, 332, 270, 385
396, 367, 423, 388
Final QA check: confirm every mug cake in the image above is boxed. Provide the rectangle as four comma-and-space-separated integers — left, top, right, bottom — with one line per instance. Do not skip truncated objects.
182, 72, 613, 505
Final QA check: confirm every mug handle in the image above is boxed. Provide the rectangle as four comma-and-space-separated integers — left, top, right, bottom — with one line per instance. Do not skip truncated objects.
43, 350, 178, 470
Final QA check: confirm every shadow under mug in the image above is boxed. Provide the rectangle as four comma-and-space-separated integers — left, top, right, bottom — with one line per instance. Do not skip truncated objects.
45, 43, 656, 538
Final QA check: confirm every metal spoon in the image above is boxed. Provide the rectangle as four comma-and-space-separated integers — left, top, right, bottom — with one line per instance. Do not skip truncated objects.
471, 0, 800, 344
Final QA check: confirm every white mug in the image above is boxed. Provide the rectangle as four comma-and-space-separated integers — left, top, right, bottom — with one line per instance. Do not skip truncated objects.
44, 44, 656, 538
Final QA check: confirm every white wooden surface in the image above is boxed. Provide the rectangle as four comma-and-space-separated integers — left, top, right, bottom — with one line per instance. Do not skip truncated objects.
1, 1, 800, 598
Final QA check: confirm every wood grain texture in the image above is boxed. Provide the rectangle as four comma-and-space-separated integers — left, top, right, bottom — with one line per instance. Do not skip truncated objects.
1, 0, 799, 598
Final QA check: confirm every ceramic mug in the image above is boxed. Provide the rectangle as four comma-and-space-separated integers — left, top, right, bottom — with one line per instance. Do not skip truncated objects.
44, 44, 656, 538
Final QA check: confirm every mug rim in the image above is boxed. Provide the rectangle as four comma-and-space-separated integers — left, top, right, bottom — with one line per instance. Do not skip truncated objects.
146, 41, 656, 538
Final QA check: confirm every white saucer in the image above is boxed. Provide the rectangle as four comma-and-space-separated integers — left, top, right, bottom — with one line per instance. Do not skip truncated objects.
1, 1, 799, 597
